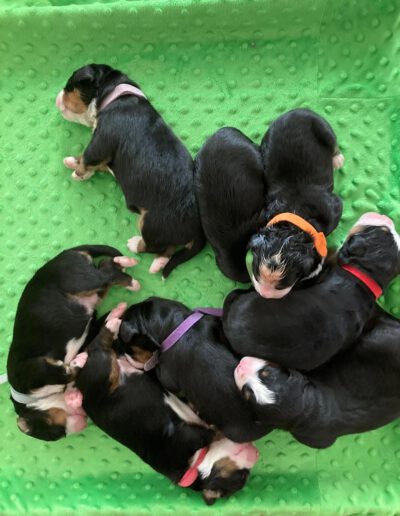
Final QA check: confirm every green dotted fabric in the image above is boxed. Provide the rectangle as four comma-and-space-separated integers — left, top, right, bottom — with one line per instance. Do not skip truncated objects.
0, 0, 399, 514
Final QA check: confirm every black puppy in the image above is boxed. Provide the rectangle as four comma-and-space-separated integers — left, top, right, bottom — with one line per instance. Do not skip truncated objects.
234, 307, 400, 449
195, 127, 265, 282
223, 212, 400, 370
72, 304, 259, 505
56, 63, 204, 277
248, 108, 344, 298
7, 244, 138, 441
119, 297, 269, 443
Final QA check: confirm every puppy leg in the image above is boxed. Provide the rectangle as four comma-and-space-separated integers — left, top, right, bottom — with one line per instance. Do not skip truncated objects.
65, 126, 114, 180
19, 357, 76, 395
149, 246, 175, 274
64, 155, 109, 181
98, 259, 141, 292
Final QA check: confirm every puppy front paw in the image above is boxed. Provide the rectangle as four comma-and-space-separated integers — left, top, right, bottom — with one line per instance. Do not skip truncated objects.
113, 256, 138, 268
149, 256, 170, 274
64, 388, 83, 410
127, 236, 143, 253
64, 156, 80, 169
70, 351, 89, 370
106, 302, 127, 322
126, 278, 141, 291
333, 153, 344, 170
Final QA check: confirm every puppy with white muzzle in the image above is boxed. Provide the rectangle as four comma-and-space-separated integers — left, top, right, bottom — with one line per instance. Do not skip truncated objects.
248, 108, 344, 299
56, 63, 205, 277
224, 212, 400, 371
7, 245, 139, 441
72, 303, 259, 505
234, 308, 400, 449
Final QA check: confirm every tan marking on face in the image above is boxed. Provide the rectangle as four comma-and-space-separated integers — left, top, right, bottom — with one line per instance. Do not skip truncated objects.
348, 224, 364, 237
259, 264, 284, 285
131, 345, 153, 364
47, 408, 67, 426
77, 251, 93, 262
185, 241, 194, 250
260, 369, 269, 378
214, 457, 238, 478
63, 89, 87, 114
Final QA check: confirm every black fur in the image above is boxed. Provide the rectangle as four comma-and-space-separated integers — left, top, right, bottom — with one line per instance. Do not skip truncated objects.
6, 244, 134, 441
249, 108, 343, 296
241, 309, 400, 448
61, 64, 204, 277
223, 223, 400, 370
195, 127, 265, 282
75, 318, 251, 503
119, 297, 267, 443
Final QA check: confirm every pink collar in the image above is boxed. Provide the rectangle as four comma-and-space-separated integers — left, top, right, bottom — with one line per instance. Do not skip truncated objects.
178, 447, 208, 487
99, 83, 146, 111
341, 264, 382, 299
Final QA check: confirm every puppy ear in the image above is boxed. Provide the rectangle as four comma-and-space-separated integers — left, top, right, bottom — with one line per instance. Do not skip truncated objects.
72, 64, 97, 85
17, 417, 30, 434
202, 489, 222, 505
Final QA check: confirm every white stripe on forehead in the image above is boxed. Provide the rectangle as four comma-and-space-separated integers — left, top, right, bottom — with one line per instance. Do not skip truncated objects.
354, 213, 400, 252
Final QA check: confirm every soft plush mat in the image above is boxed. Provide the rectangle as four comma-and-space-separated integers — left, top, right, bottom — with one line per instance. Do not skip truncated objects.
0, 0, 399, 514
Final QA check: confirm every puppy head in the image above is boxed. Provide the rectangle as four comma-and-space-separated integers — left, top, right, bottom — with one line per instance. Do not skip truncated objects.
338, 212, 400, 288
247, 225, 321, 299
192, 437, 259, 505
118, 299, 163, 364
16, 407, 68, 441
234, 357, 278, 406
55, 63, 115, 127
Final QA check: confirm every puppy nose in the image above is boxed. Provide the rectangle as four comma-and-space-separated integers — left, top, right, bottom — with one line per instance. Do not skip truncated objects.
234, 443, 259, 466
358, 212, 394, 228
236, 357, 254, 379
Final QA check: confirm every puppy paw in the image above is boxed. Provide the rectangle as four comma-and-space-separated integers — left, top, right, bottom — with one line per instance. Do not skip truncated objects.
66, 415, 87, 435
106, 302, 127, 322
64, 388, 83, 410
333, 153, 345, 170
71, 170, 94, 181
105, 317, 122, 336
149, 256, 170, 274
70, 352, 88, 369
127, 236, 143, 253
126, 278, 141, 291
113, 256, 138, 268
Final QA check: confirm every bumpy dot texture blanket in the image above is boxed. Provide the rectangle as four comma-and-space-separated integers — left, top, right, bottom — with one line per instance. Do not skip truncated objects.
0, 0, 399, 514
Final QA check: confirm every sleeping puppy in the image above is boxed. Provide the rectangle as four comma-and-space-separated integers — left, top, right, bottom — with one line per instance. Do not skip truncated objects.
73, 304, 259, 505
248, 108, 344, 298
56, 63, 204, 277
223, 212, 400, 370
118, 297, 269, 443
234, 307, 400, 449
7, 245, 139, 441
195, 127, 265, 282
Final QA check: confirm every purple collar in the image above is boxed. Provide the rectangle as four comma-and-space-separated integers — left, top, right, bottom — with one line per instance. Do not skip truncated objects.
144, 307, 223, 371
99, 83, 146, 111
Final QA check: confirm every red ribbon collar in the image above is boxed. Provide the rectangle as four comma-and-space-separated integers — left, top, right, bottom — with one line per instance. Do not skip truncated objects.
341, 264, 382, 300
178, 447, 208, 488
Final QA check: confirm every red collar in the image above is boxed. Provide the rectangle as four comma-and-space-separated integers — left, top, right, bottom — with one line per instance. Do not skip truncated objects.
341, 264, 382, 299
178, 447, 208, 488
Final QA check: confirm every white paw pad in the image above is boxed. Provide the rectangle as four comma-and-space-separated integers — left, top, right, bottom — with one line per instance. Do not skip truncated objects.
333, 153, 345, 170
106, 302, 127, 322
70, 352, 88, 369
127, 236, 142, 253
105, 318, 122, 336
149, 256, 170, 274
113, 256, 138, 268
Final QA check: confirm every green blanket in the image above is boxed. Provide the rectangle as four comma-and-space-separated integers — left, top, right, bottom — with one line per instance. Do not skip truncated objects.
0, 0, 399, 514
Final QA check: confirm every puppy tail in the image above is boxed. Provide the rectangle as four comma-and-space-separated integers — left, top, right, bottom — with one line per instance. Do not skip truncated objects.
69, 244, 124, 259
162, 233, 206, 279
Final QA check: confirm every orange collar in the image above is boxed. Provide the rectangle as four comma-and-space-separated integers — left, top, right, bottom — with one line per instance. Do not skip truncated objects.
267, 213, 328, 258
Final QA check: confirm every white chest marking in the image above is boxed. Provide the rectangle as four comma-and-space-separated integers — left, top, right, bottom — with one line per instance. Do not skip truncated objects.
164, 392, 207, 427
64, 320, 91, 364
